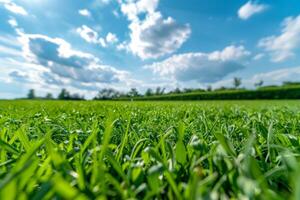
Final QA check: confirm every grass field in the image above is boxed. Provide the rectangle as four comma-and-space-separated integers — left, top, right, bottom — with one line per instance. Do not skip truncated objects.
1, 100, 300, 199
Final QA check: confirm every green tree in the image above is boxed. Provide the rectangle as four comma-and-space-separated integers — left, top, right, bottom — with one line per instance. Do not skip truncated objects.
94, 88, 120, 100
155, 87, 165, 95
207, 85, 212, 92
27, 89, 35, 99
233, 77, 242, 89
145, 88, 153, 96
254, 80, 264, 88
173, 87, 181, 94
58, 89, 70, 100
45, 93, 53, 99
128, 88, 139, 97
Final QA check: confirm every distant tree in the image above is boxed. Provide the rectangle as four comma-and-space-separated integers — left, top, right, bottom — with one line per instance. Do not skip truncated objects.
94, 88, 120, 100
70, 93, 85, 100
207, 85, 212, 92
128, 88, 139, 97
183, 88, 193, 93
45, 93, 53, 99
145, 88, 153, 96
233, 77, 242, 89
194, 88, 206, 92
173, 87, 181, 94
215, 86, 227, 91
155, 87, 165, 95
155, 87, 160, 95
58, 89, 70, 100
254, 80, 264, 88
27, 89, 35, 99
282, 81, 300, 86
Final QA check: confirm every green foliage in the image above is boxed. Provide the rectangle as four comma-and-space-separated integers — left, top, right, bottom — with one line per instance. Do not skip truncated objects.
132, 85, 300, 100
233, 77, 242, 89
0, 100, 300, 199
27, 89, 35, 99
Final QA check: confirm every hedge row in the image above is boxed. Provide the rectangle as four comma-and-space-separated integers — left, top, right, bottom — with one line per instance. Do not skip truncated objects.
127, 86, 300, 101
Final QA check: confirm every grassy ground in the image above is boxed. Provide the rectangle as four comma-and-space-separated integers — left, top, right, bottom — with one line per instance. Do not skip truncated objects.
0, 100, 300, 199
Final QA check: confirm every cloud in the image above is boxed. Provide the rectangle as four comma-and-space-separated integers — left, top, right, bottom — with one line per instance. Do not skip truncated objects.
211, 66, 300, 89
249, 67, 300, 85
258, 15, 300, 62
146, 45, 250, 83
1, 1, 28, 16
253, 53, 265, 60
119, 0, 191, 60
106, 32, 118, 44
100, 0, 111, 4
120, 0, 159, 21
76, 25, 119, 47
18, 33, 129, 85
2, 23, 137, 94
112, 9, 120, 18
0, 44, 22, 57
238, 1, 268, 20
94, 0, 112, 6
76, 25, 99, 44
78, 9, 91, 18
0, 34, 21, 47
41, 72, 64, 85
9, 71, 29, 82
8, 17, 18, 27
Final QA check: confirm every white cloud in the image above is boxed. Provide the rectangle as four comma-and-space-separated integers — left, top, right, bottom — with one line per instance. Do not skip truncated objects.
258, 15, 300, 62
7, 17, 18, 27
76, 25, 119, 47
210, 66, 300, 89
208, 45, 251, 61
0, 34, 21, 47
253, 53, 265, 60
0, 28, 143, 97
16, 32, 132, 88
9, 70, 29, 82
116, 41, 128, 51
119, 0, 191, 60
76, 25, 99, 44
112, 9, 120, 18
238, 1, 267, 20
101, 0, 111, 4
250, 67, 300, 85
106, 32, 118, 44
1, 1, 28, 16
98, 38, 107, 47
78, 9, 91, 18
95, 0, 111, 6
145, 45, 250, 83
120, 0, 159, 21
91, 0, 113, 9
0, 58, 120, 99
0, 44, 22, 57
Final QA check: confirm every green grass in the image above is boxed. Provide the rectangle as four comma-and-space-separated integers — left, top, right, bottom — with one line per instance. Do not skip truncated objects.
1, 100, 300, 199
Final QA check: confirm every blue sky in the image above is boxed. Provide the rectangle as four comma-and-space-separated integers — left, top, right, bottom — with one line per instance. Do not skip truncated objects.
1, 0, 300, 99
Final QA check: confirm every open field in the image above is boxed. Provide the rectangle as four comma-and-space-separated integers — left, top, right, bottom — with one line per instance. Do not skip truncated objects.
1, 100, 300, 199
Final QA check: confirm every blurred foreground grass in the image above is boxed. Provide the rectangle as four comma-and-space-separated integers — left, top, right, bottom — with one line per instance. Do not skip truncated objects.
0, 100, 300, 199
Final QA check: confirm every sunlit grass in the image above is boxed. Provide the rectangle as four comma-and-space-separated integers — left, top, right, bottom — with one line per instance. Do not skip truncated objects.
0, 100, 300, 199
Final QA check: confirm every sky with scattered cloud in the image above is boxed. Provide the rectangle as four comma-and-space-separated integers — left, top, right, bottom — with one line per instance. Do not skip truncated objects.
0, 0, 300, 99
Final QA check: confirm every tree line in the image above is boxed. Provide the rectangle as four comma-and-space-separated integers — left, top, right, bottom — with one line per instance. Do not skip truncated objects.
25, 78, 300, 100
27, 89, 85, 100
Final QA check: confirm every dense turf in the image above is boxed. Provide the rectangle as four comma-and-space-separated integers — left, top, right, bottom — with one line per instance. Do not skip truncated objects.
0, 100, 300, 199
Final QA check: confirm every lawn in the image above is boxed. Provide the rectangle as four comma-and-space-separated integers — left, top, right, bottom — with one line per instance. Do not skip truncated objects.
0, 100, 300, 199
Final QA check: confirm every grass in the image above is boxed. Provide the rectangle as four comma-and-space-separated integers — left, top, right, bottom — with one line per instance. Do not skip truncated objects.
0, 100, 300, 199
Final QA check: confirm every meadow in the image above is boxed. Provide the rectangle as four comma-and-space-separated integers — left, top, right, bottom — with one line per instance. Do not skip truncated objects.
0, 100, 300, 199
